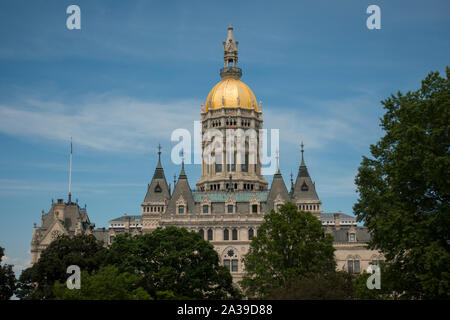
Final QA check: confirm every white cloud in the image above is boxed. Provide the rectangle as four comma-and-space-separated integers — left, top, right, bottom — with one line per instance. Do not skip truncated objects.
0, 93, 381, 158
0, 95, 200, 153
264, 94, 382, 151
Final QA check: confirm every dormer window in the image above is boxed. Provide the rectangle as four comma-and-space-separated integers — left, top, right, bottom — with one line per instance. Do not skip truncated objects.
202, 205, 209, 214
301, 181, 309, 191
349, 233, 356, 242
178, 205, 184, 214
154, 183, 162, 193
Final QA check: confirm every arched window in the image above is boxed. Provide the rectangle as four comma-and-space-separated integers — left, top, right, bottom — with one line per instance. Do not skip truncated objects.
207, 229, 213, 241
232, 228, 238, 240
223, 228, 229, 240
248, 228, 254, 240
199, 229, 204, 240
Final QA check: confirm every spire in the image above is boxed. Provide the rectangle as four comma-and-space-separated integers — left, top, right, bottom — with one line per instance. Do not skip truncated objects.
152, 144, 165, 179
290, 172, 294, 195
300, 141, 305, 166
143, 145, 170, 203
275, 148, 280, 174
179, 149, 187, 179
298, 141, 309, 178
157, 143, 162, 168
68, 137, 72, 204
291, 140, 319, 201
221, 24, 242, 79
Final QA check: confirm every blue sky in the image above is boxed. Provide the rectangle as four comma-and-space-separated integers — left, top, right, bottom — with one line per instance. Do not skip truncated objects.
0, 0, 449, 275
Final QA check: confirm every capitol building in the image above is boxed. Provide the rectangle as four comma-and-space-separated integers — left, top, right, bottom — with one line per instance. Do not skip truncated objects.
30, 25, 383, 283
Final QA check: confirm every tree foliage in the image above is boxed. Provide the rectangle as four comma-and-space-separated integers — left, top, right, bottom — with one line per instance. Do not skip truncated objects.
0, 246, 16, 300
53, 265, 153, 300
16, 234, 107, 299
267, 271, 354, 300
354, 67, 450, 299
240, 203, 336, 298
107, 227, 240, 299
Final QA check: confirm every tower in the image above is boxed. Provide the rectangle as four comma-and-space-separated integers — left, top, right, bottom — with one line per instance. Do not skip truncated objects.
196, 24, 268, 192
291, 142, 322, 216
141, 145, 171, 232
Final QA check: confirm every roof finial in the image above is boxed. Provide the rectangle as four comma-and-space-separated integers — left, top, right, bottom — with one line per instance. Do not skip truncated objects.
68, 136, 72, 204
179, 148, 187, 178
155, 143, 163, 169
221, 24, 241, 79
275, 147, 280, 174
300, 141, 305, 166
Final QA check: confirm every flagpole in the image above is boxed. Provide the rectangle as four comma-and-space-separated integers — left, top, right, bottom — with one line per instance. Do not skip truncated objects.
68, 137, 72, 203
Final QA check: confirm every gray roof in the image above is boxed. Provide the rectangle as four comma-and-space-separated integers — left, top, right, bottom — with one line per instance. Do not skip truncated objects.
291, 153, 320, 201
320, 212, 356, 220
166, 165, 195, 213
266, 172, 290, 210
329, 227, 371, 243
143, 153, 171, 203
109, 215, 142, 223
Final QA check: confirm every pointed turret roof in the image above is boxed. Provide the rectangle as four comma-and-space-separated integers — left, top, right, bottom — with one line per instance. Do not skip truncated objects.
143, 145, 171, 203
291, 142, 320, 201
166, 159, 195, 214
267, 170, 290, 211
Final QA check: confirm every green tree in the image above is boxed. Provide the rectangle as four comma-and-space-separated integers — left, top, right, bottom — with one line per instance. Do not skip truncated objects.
240, 203, 336, 298
53, 265, 153, 300
16, 234, 107, 299
267, 271, 354, 300
354, 68, 450, 299
107, 227, 240, 299
0, 246, 16, 300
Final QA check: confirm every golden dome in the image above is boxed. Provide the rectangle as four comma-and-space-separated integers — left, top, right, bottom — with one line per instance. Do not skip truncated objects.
205, 78, 257, 112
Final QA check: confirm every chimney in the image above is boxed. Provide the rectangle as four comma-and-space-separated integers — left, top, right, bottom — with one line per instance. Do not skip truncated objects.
334, 213, 340, 229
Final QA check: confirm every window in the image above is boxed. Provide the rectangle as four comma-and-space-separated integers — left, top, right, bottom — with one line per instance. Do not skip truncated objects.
232, 228, 238, 240
223, 259, 238, 273
227, 205, 233, 214
199, 229, 204, 239
276, 204, 282, 212
202, 205, 209, 214
224, 259, 230, 270
248, 228, 254, 240
110, 236, 115, 243
348, 260, 360, 273
242, 153, 248, 172
231, 259, 238, 272
354, 260, 360, 273
224, 228, 229, 240
178, 205, 184, 214
252, 204, 258, 214
207, 229, 213, 241
349, 233, 355, 241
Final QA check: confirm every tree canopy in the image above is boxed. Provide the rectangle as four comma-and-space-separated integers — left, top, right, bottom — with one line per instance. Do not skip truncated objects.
107, 227, 240, 299
53, 265, 153, 300
0, 246, 16, 300
16, 234, 107, 299
240, 203, 336, 298
354, 67, 450, 299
